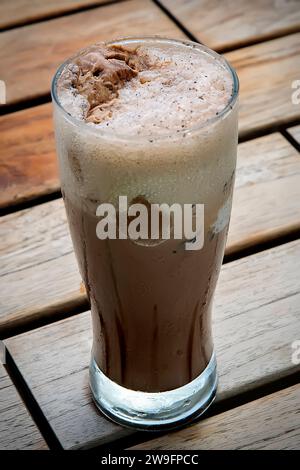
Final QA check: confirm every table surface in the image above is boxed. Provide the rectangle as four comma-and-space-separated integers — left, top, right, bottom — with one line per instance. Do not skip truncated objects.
0, 0, 300, 451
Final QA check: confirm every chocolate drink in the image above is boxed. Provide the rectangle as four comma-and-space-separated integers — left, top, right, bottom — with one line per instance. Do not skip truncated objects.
52, 37, 238, 426
63, 197, 231, 392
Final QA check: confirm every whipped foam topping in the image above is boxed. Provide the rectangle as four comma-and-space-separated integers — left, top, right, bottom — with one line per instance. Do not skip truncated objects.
57, 42, 234, 136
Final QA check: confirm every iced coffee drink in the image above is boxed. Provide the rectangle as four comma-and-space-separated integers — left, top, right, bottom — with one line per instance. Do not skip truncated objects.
52, 37, 238, 429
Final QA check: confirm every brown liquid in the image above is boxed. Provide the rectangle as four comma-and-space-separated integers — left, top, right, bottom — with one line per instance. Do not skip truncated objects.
63, 195, 228, 392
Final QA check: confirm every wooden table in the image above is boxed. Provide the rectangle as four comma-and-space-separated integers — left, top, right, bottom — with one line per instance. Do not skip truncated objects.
0, 0, 300, 451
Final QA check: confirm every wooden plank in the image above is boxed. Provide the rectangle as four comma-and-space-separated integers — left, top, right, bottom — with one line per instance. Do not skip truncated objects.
131, 384, 300, 450
160, 0, 300, 52
287, 125, 300, 144
1, 133, 300, 332
226, 33, 300, 139
0, 0, 184, 106
0, 362, 48, 450
5, 239, 300, 449
0, 200, 84, 333
0, 103, 58, 209
227, 133, 300, 254
0, 0, 115, 30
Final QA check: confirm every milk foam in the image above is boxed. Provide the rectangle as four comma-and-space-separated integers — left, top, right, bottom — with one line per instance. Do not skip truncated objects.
58, 43, 233, 136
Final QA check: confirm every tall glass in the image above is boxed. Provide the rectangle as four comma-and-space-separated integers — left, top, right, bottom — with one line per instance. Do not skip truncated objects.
52, 37, 239, 430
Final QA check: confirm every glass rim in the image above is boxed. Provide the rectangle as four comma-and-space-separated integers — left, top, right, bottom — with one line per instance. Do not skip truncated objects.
51, 36, 239, 142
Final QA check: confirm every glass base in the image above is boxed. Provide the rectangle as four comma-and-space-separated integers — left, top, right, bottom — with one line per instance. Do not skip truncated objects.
89, 352, 217, 431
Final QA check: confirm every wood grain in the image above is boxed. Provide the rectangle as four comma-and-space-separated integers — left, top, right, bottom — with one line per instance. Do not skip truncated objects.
287, 125, 300, 144
0, 362, 48, 450
5, 239, 300, 449
0, 200, 83, 333
0, 103, 58, 208
160, 0, 300, 51
227, 133, 300, 254
0, 0, 184, 106
226, 33, 300, 139
1, 133, 300, 332
131, 384, 300, 450
0, 0, 115, 30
